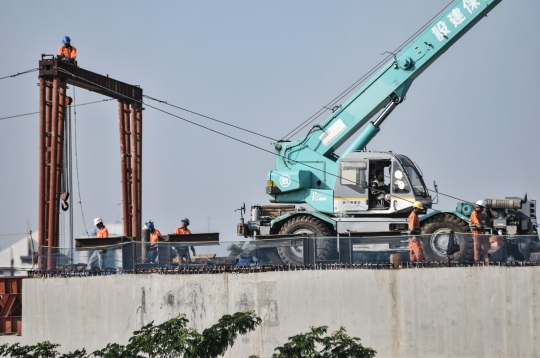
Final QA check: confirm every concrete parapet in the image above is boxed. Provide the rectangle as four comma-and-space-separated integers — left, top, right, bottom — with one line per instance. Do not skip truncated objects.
3, 266, 540, 357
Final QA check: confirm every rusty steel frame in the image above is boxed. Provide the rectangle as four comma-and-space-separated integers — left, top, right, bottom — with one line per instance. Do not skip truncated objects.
38, 61, 143, 267
0, 277, 23, 334
118, 101, 143, 238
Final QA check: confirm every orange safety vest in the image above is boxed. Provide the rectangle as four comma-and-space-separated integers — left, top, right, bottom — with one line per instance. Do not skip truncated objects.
150, 229, 161, 244
58, 45, 77, 59
175, 227, 191, 235
408, 211, 419, 230
97, 227, 109, 238
470, 210, 482, 233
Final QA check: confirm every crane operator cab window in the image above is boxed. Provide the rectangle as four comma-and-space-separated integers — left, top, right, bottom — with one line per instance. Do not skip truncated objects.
395, 156, 428, 197
369, 161, 391, 209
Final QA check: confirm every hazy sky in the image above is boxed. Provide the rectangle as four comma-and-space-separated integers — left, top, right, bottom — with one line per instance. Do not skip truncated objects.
1, 0, 539, 248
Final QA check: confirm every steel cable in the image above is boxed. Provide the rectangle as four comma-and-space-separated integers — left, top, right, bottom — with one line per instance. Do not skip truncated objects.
0, 68, 39, 81
56, 67, 476, 209
143, 94, 277, 141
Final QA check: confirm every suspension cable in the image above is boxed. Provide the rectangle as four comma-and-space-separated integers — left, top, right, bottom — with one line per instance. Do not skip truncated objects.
0, 68, 39, 81
143, 95, 277, 141
0, 99, 115, 121
56, 67, 476, 209
72, 87, 89, 236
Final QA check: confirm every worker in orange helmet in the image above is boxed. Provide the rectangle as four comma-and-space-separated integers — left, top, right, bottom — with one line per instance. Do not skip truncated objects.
470, 200, 490, 261
174, 218, 196, 265
147, 220, 162, 264
58, 36, 77, 64
408, 201, 425, 262
87, 218, 109, 270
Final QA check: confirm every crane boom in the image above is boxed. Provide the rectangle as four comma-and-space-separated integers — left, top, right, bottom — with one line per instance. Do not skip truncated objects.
275, 0, 502, 174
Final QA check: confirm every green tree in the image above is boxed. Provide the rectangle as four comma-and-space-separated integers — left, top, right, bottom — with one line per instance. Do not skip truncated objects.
272, 326, 376, 358
0, 313, 375, 358
227, 243, 244, 256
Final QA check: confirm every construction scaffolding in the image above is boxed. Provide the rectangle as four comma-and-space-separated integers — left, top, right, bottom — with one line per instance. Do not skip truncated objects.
37, 58, 143, 270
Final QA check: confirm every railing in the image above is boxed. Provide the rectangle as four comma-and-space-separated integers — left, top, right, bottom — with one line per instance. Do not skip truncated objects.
26, 233, 540, 277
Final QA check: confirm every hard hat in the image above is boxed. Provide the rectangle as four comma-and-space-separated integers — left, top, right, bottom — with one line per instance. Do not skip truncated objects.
62, 36, 71, 44
476, 200, 486, 207
147, 221, 154, 231
413, 201, 424, 210
181, 218, 190, 225
94, 217, 103, 226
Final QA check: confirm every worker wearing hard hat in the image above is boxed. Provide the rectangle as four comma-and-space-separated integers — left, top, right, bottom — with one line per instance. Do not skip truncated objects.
408, 201, 425, 262
470, 200, 490, 261
147, 220, 162, 264
174, 218, 196, 265
58, 36, 77, 64
87, 218, 109, 270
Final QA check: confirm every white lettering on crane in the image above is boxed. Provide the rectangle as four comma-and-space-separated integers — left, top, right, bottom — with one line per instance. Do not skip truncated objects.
279, 174, 291, 188
463, 0, 481, 14
431, 21, 452, 41
447, 8, 466, 27
311, 192, 327, 202
319, 119, 347, 147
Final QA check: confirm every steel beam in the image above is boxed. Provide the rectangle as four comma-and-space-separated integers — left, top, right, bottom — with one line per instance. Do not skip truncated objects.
39, 59, 142, 101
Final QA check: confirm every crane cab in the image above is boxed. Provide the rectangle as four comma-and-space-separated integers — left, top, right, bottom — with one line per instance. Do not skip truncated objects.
334, 151, 431, 215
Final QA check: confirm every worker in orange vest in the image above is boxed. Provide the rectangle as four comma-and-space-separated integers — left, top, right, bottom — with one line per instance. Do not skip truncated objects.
408, 202, 425, 262
58, 36, 77, 64
87, 217, 109, 270
470, 200, 490, 261
174, 218, 196, 264
147, 221, 161, 264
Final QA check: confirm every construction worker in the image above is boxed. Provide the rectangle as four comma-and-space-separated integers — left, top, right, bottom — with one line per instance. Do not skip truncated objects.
58, 36, 77, 64
174, 218, 196, 264
147, 221, 161, 264
408, 201, 425, 262
470, 200, 490, 261
87, 218, 109, 270
371, 169, 390, 207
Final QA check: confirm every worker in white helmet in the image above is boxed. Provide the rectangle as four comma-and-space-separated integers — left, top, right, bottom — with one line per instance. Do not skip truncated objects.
470, 200, 490, 261
408, 201, 425, 262
87, 218, 109, 270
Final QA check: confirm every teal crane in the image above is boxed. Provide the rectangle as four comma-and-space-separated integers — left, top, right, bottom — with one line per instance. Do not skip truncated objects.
239, 0, 536, 264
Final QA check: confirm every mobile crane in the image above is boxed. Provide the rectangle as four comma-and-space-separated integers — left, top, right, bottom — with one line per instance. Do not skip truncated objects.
237, 0, 538, 264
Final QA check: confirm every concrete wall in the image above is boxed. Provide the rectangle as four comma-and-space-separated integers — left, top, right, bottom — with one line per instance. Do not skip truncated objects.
4, 267, 540, 357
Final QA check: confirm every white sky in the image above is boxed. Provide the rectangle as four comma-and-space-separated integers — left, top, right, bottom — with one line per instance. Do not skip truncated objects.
0, 0, 539, 248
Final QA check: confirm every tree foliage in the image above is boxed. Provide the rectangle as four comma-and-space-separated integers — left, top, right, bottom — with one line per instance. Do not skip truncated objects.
226, 243, 244, 256
271, 326, 376, 358
0, 313, 375, 358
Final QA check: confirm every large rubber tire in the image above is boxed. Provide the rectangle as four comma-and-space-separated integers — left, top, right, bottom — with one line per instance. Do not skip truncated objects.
278, 215, 333, 265
420, 214, 473, 261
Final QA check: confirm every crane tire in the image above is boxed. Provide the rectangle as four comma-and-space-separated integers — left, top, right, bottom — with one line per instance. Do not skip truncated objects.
420, 213, 473, 261
278, 215, 333, 265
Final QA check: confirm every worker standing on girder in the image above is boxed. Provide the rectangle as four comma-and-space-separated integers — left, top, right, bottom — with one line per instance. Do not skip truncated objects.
470, 200, 490, 261
408, 202, 425, 262
58, 36, 77, 64
148, 221, 162, 264
87, 218, 108, 270
174, 218, 196, 265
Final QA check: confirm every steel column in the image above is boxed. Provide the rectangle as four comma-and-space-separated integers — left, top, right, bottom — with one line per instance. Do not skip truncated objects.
130, 103, 142, 240
118, 101, 130, 236
38, 79, 46, 269
124, 102, 133, 236
135, 103, 142, 240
